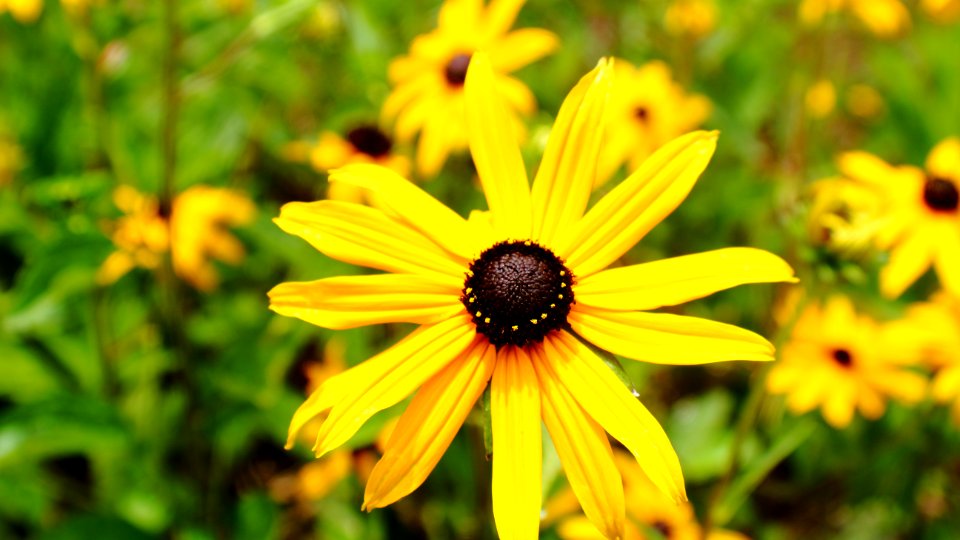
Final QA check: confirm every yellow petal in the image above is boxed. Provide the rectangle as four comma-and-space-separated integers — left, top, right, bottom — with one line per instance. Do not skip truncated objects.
933, 228, 960, 297
416, 103, 456, 178
330, 163, 481, 259
576, 247, 796, 311
363, 340, 496, 509
269, 273, 462, 330
487, 28, 559, 73
274, 200, 464, 278
568, 306, 775, 365
531, 348, 625, 540
926, 137, 960, 179
285, 319, 460, 448
558, 131, 718, 277
531, 59, 612, 247
312, 316, 477, 456
491, 346, 542, 540
464, 52, 532, 239
543, 332, 686, 503
837, 151, 896, 184
482, 0, 525, 39
880, 232, 934, 298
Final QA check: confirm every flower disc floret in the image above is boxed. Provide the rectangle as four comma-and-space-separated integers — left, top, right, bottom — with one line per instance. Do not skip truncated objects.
923, 176, 959, 212
346, 126, 393, 158
461, 240, 574, 348
444, 53, 472, 86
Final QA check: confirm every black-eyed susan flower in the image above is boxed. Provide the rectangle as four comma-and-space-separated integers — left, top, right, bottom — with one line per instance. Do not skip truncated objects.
285, 125, 411, 204
839, 138, 960, 298
798, 0, 910, 37
548, 450, 749, 540
596, 59, 710, 186
767, 296, 926, 428
271, 54, 795, 539
382, 0, 557, 178
98, 185, 254, 290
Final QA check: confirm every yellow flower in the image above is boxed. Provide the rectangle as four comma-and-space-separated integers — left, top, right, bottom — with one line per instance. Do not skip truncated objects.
0, 0, 42, 22
98, 185, 254, 291
767, 296, 926, 428
839, 138, 960, 298
171, 185, 255, 291
271, 54, 795, 539
922, 0, 960, 23
664, 0, 717, 39
97, 186, 171, 286
597, 60, 710, 186
383, 0, 558, 178
550, 451, 749, 540
807, 176, 884, 257
805, 79, 836, 119
889, 294, 960, 423
798, 0, 910, 37
845, 84, 885, 119
286, 125, 411, 204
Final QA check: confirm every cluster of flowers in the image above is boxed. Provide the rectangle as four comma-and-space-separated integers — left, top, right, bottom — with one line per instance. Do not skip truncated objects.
770, 139, 960, 428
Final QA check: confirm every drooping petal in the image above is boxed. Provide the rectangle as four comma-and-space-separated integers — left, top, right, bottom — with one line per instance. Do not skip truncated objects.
416, 101, 457, 178
312, 315, 479, 457
285, 319, 465, 448
543, 332, 686, 502
491, 346, 542, 540
330, 163, 481, 259
558, 131, 718, 278
274, 200, 465, 278
531, 59, 613, 247
531, 347, 625, 540
880, 231, 934, 298
487, 28, 559, 74
464, 52, 532, 239
568, 306, 775, 365
575, 247, 796, 311
268, 273, 462, 330
363, 340, 496, 510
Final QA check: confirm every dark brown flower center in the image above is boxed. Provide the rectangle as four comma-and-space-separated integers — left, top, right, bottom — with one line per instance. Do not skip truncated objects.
635, 106, 651, 123
346, 125, 392, 158
652, 520, 672, 538
461, 240, 574, 348
831, 348, 853, 367
923, 176, 959, 212
444, 53, 472, 86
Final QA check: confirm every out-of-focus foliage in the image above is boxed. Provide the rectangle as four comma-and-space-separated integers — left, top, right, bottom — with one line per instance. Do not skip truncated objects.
1, 0, 959, 539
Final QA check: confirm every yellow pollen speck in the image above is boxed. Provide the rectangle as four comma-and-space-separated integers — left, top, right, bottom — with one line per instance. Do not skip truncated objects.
469, 297, 475, 303
530, 319, 538, 324
560, 270, 566, 276
484, 317, 491, 324
550, 303, 556, 308
524, 241, 531, 246
541, 313, 547, 319
466, 270, 473, 277
465, 287, 473, 294
558, 294, 564, 299
560, 283, 567, 288
476, 311, 482, 317
511, 325, 518, 331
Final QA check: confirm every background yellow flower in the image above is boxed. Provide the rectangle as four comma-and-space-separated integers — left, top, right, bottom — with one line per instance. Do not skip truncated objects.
382, 0, 557, 177
597, 59, 711, 186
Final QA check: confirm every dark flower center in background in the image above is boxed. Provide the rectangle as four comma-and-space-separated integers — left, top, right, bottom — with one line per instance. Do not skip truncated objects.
346, 125, 392, 158
923, 176, 959, 212
652, 520, 672, 538
462, 240, 574, 348
444, 53, 472, 86
634, 106, 651, 123
831, 348, 853, 367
